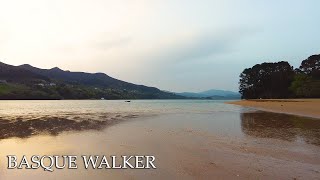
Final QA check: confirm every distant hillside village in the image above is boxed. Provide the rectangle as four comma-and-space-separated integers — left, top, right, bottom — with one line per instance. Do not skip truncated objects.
239, 54, 320, 99
0, 79, 56, 87
0, 79, 57, 86
36, 82, 56, 87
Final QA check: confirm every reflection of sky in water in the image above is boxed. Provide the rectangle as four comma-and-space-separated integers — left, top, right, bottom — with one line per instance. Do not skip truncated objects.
240, 111, 320, 146
0, 100, 244, 116
0, 100, 319, 146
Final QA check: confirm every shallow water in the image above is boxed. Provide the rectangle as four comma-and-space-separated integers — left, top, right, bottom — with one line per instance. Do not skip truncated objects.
0, 100, 319, 179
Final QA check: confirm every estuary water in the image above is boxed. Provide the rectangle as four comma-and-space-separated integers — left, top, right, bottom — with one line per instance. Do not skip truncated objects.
0, 100, 319, 179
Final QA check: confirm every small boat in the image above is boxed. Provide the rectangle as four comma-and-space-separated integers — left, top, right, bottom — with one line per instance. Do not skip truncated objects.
125, 100, 131, 102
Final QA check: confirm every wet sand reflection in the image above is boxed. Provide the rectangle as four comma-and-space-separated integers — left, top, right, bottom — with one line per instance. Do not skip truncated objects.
241, 111, 320, 146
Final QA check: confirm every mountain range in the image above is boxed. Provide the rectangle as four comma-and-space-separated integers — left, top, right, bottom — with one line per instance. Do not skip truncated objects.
0, 61, 239, 100
176, 89, 240, 99
0, 62, 183, 100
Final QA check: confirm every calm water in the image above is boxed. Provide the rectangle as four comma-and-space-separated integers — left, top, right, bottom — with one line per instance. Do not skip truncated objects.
0, 100, 320, 179
0, 100, 319, 146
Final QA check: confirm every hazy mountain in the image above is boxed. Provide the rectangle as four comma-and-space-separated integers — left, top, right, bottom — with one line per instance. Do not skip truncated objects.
0, 62, 49, 83
176, 92, 204, 98
19, 64, 161, 93
199, 89, 240, 97
176, 89, 240, 99
0, 62, 184, 100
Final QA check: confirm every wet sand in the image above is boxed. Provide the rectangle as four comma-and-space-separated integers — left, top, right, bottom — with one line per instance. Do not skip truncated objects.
1, 113, 320, 179
227, 99, 320, 118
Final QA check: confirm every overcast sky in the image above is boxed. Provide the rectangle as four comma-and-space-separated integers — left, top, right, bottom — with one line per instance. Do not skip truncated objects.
0, 0, 319, 92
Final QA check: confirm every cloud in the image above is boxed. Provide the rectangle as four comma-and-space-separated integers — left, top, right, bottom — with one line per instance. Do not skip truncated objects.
136, 28, 256, 67
55, 33, 132, 54
91, 34, 132, 50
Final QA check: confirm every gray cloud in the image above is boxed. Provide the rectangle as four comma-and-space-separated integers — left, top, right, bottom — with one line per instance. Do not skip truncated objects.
140, 28, 257, 66
113, 27, 258, 92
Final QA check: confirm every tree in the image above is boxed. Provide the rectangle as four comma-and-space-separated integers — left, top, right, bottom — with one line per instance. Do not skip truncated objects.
299, 54, 320, 79
239, 61, 294, 99
290, 74, 312, 97
290, 54, 320, 97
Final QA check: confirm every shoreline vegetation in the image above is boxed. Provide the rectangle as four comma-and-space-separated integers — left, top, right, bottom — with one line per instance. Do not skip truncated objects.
238, 54, 320, 99
232, 54, 320, 119
226, 99, 320, 119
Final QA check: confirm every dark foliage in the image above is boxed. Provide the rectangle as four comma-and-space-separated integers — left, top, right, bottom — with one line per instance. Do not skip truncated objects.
239, 54, 320, 99
239, 61, 294, 99
290, 55, 320, 98
299, 54, 320, 79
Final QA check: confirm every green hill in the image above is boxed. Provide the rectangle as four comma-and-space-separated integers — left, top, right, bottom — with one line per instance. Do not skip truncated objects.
0, 62, 184, 100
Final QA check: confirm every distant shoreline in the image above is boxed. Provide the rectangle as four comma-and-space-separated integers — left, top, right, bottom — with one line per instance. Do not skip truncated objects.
226, 99, 320, 119
0, 98, 238, 101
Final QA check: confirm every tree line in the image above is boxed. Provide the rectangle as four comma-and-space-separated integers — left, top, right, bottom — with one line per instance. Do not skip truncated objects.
239, 54, 320, 99
0, 83, 182, 100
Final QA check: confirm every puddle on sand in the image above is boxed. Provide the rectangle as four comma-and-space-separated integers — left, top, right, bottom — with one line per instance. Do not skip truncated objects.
240, 111, 320, 146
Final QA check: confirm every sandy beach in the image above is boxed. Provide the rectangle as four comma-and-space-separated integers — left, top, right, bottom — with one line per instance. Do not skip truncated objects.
0, 100, 320, 179
227, 99, 320, 119
1, 113, 320, 180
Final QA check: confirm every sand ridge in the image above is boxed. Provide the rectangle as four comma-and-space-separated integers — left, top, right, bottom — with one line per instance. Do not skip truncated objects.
226, 99, 320, 119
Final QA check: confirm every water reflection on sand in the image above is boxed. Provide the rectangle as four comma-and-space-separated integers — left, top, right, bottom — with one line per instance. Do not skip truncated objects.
0, 109, 319, 147
241, 111, 320, 146
0, 100, 319, 179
